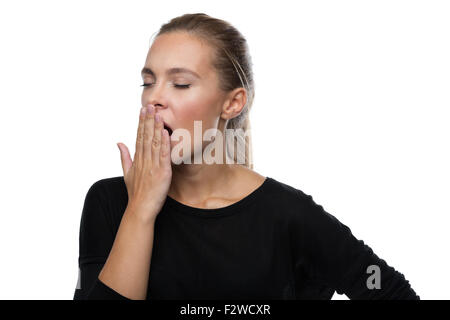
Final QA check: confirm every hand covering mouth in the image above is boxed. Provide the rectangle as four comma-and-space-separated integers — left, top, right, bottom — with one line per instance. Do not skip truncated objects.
163, 122, 173, 136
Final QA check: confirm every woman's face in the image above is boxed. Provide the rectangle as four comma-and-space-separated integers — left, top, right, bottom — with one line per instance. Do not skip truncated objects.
141, 31, 228, 164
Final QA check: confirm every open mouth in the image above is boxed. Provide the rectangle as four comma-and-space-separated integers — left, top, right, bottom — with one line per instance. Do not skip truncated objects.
163, 123, 173, 136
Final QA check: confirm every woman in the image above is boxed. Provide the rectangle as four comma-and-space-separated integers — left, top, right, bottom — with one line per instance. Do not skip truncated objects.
73, 13, 420, 300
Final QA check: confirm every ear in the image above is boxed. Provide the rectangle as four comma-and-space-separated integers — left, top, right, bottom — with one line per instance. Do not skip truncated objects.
220, 87, 247, 121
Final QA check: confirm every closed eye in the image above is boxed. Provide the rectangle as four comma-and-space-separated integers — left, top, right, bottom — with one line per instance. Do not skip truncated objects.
140, 83, 191, 89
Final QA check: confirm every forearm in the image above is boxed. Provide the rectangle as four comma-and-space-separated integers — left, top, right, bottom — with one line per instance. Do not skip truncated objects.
97, 204, 157, 300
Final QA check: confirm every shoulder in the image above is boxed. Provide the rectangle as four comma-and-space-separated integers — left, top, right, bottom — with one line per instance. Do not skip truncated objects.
235, 167, 307, 203
90, 175, 126, 191
88, 176, 127, 200
84, 176, 129, 231
261, 176, 335, 226
263, 176, 311, 206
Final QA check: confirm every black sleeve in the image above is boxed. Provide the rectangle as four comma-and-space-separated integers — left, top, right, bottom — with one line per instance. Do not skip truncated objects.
73, 180, 131, 300
291, 190, 420, 300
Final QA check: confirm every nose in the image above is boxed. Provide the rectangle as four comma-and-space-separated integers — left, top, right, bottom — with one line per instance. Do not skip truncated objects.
147, 103, 166, 115
145, 82, 168, 111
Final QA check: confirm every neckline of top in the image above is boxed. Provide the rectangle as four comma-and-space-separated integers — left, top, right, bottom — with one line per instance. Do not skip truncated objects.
163, 176, 272, 218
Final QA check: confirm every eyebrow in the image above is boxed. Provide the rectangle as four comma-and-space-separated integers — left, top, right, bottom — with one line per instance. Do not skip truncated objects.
141, 66, 201, 79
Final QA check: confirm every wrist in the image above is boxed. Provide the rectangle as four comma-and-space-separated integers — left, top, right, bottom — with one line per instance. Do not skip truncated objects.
125, 202, 159, 225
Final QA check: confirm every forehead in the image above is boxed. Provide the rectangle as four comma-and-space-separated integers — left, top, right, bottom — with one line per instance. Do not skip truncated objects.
144, 32, 215, 78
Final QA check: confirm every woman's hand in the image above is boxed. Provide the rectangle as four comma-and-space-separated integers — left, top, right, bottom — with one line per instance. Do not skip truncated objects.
116, 104, 172, 222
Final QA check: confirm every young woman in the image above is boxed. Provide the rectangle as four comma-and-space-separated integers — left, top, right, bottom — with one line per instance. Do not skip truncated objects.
73, 13, 420, 300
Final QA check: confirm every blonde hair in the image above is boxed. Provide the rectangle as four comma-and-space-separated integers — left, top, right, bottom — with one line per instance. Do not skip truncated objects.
155, 13, 255, 169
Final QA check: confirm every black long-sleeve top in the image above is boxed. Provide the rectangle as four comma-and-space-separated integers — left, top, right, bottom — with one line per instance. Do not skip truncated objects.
73, 176, 420, 300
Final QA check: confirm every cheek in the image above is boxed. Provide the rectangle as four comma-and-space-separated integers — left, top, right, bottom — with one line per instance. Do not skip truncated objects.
174, 97, 217, 130
170, 98, 220, 155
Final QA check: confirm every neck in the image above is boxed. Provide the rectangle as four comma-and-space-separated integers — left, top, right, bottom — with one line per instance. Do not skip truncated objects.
168, 163, 247, 204
168, 117, 250, 203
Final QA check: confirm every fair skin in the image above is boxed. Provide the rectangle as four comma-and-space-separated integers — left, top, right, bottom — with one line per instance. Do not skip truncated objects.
97, 31, 264, 300
140, 31, 265, 208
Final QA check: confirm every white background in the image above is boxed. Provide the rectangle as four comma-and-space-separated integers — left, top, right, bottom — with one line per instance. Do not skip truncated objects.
0, 0, 448, 300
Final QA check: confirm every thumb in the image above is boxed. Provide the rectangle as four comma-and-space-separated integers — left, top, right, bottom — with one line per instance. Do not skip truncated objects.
117, 142, 132, 176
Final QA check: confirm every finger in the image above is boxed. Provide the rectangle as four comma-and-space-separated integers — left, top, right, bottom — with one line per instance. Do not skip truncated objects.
135, 106, 147, 166
143, 104, 155, 165
152, 114, 163, 165
117, 142, 132, 176
160, 129, 171, 168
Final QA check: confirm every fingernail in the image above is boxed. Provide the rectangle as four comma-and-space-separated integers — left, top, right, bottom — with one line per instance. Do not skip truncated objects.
147, 104, 154, 114
155, 114, 161, 122
141, 106, 146, 115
